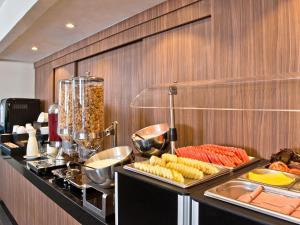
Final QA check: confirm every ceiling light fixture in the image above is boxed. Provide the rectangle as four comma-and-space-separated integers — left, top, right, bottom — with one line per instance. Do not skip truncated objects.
31, 46, 38, 51
65, 23, 75, 29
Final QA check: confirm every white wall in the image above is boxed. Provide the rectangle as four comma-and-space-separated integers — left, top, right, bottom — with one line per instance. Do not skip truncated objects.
0, 60, 35, 99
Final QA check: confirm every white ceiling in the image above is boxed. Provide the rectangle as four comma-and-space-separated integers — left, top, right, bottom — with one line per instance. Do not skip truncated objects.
0, 0, 165, 63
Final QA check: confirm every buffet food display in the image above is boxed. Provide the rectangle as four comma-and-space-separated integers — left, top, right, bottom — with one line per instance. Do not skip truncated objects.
239, 168, 298, 187
267, 148, 300, 175
176, 144, 258, 170
125, 153, 229, 188
203, 148, 300, 224
205, 180, 300, 224
125, 144, 260, 188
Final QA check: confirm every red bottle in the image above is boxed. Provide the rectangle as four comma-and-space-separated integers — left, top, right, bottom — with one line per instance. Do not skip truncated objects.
48, 104, 62, 147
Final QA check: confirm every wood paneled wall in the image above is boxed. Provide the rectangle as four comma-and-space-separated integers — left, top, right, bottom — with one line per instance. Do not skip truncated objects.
0, 159, 80, 225
35, 0, 300, 158
54, 63, 76, 102
35, 63, 54, 110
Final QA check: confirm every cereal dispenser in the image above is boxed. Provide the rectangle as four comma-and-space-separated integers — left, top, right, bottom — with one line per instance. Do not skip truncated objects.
57, 79, 76, 157
72, 75, 105, 159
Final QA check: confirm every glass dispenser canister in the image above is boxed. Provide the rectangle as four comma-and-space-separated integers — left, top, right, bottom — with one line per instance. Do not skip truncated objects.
72, 76, 104, 152
58, 79, 77, 157
58, 79, 73, 141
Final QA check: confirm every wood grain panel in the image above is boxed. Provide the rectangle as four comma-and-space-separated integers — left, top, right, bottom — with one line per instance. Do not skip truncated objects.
54, 63, 76, 102
78, 18, 211, 149
0, 159, 80, 225
34, 0, 201, 68
35, 63, 54, 111
78, 41, 143, 149
203, 0, 300, 158
138, 18, 211, 147
36, 0, 211, 69
34, 0, 300, 159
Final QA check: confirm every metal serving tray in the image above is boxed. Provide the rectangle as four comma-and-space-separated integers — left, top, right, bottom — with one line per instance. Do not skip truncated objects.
262, 163, 300, 192
239, 168, 299, 189
221, 156, 260, 171
204, 180, 300, 224
124, 162, 229, 188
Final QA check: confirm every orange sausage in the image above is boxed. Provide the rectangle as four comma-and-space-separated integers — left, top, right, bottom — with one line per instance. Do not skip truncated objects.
289, 168, 300, 175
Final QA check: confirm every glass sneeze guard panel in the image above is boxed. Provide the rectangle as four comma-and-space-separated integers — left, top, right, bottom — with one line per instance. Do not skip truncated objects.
130, 74, 300, 112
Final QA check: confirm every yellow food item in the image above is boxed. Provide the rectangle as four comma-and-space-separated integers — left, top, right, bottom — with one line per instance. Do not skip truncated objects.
248, 171, 295, 186
177, 157, 219, 175
133, 162, 184, 183
161, 153, 178, 163
150, 156, 166, 167
171, 170, 185, 184
166, 162, 204, 179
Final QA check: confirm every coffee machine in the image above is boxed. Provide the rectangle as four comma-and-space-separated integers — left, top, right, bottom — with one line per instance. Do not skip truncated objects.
0, 98, 41, 133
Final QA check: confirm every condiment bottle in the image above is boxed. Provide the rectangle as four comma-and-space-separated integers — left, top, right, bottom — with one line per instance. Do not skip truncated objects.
48, 104, 62, 147
26, 129, 39, 156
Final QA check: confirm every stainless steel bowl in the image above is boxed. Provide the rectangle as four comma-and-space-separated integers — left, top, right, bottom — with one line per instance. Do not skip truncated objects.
84, 146, 134, 188
131, 123, 170, 157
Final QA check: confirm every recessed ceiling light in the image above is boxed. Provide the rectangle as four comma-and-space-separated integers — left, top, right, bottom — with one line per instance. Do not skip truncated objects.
31, 46, 38, 51
65, 23, 75, 29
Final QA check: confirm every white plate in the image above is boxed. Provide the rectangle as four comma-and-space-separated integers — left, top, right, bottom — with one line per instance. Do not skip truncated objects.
23, 154, 41, 160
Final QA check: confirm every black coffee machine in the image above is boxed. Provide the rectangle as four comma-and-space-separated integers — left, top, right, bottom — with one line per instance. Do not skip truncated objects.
0, 98, 41, 133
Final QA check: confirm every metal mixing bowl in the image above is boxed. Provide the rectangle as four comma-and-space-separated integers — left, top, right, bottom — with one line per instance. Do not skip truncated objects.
131, 123, 170, 157
84, 146, 134, 188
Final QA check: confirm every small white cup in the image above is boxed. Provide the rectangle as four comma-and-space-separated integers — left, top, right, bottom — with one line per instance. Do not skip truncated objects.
16, 126, 26, 134
12, 125, 19, 133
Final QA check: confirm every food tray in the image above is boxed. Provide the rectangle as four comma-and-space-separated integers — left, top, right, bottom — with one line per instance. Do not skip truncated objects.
238, 168, 299, 189
222, 156, 260, 171
204, 180, 300, 224
124, 162, 229, 188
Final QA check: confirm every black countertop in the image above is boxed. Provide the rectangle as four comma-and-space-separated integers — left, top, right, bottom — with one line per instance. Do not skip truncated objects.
0, 153, 114, 225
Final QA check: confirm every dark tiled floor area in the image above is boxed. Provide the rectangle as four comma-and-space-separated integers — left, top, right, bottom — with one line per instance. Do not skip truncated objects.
0, 203, 14, 225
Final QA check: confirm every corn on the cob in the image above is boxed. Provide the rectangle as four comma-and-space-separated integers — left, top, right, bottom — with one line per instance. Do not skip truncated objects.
166, 162, 204, 179
150, 156, 166, 167
161, 153, 178, 163
133, 162, 185, 183
177, 157, 219, 175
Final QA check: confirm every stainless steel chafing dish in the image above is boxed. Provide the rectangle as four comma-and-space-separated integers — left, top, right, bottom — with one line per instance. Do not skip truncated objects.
205, 179, 300, 224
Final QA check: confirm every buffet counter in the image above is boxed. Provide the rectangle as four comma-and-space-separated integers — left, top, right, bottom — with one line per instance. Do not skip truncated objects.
190, 173, 297, 225
0, 153, 113, 225
1, 151, 298, 225
115, 161, 297, 225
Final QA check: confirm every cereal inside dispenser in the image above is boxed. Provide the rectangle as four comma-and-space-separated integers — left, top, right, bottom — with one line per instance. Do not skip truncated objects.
57, 79, 77, 157
72, 76, 104, 157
